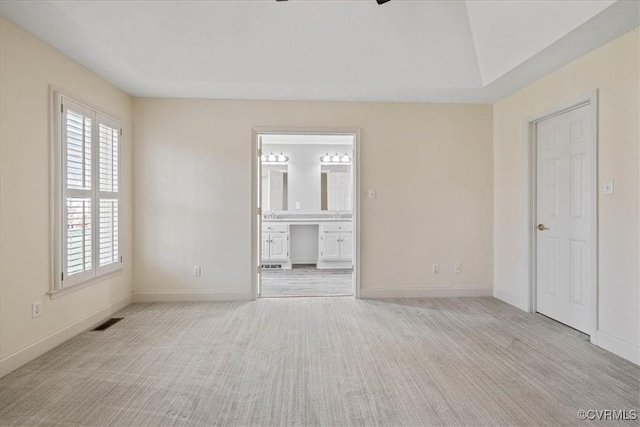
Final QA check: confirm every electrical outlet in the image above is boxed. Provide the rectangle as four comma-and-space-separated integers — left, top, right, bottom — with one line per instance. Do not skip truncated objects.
32, 301, 42, 318
193, 266, 201, 277
454, 264, 462, 274
432, 264, 439, 274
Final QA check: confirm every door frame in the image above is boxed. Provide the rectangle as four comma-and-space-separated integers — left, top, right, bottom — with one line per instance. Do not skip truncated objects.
523, 90, 598, 343
250, 127, 362, 300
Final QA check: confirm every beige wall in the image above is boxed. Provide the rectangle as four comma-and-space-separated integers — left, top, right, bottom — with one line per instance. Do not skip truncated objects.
493, 28, 639, 362
133, 100, 493, 299
4, 8, 635, 374
0, 17, 134, 375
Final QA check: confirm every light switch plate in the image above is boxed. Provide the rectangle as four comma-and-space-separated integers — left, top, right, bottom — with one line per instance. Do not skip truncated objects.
368, 189, 376, 199
295, 202, 301, 210
602, 180, 614, 195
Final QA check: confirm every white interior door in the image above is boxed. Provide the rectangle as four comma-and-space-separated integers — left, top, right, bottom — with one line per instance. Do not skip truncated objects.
536, 104, 593, 334
256, 135, 263, 296
261, 177, 268, 212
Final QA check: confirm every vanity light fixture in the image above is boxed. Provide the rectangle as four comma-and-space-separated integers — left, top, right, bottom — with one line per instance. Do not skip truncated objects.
262, 152, 288, 163
320, 152, 351, 164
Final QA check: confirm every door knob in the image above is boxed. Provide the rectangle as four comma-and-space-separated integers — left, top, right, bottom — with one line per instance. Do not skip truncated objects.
537, 224, 549, 231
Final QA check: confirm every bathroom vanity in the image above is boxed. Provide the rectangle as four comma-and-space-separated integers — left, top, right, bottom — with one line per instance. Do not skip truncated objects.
261, 214, 353, 269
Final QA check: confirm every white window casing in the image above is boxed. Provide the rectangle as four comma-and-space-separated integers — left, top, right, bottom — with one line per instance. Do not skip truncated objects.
53, 92, 122, 291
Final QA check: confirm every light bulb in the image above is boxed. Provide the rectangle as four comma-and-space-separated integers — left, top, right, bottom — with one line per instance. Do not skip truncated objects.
267, 153, 277, 162
321, 153, 332, 162
261, 155, 267, 162
331, 153, 341, 162
341, 154, 350, 163
277, 152, 288, 162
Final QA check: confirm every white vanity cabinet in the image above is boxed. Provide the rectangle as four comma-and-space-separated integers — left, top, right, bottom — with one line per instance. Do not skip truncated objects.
261, 219, 352, 269
262, 223, 290, 266
319, 222, 353, 266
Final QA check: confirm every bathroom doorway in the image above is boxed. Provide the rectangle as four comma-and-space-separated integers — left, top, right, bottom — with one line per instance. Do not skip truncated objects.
251, 130, 360, 298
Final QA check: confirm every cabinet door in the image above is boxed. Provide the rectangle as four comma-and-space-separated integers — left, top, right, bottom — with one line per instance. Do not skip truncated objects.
270, 233, 289, 260
320, 232, 340, 260
261, 233, 271, 261
340, 232, 353, 259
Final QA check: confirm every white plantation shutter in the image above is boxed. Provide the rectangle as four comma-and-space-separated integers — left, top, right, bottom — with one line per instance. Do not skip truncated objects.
66, 197, 92, 276
62, 101, 95, 286
57, 95, 122, 289
97, 117, 120, 274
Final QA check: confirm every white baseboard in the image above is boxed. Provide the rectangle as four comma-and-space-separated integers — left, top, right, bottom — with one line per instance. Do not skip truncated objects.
493, 288, 530, 312
360, 287, 493, 299
596, 330, 639, 365
0, 292, 133, 378
133, 290, 252, 302
291, 259, 318, 265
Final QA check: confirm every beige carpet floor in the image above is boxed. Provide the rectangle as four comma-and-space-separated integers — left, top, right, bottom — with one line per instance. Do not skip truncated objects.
0, 297, 638, 426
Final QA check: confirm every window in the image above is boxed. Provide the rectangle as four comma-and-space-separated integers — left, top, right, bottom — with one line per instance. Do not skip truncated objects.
53, 93, 122, 290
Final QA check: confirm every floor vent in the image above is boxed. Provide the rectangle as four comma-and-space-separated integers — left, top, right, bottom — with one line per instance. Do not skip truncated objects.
92, 317, 124, 331
261, 264, 282, 269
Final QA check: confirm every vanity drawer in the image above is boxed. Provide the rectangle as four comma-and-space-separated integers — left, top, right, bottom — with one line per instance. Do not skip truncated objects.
263, 223, 288, 232
321, 222, 352, 233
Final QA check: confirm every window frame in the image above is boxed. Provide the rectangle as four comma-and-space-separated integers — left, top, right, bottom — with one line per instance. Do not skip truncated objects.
51, 91, 123, 296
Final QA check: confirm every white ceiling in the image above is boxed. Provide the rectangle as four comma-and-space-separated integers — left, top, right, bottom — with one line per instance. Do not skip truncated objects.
1, 0, 637, 103
466, 0, 615, 85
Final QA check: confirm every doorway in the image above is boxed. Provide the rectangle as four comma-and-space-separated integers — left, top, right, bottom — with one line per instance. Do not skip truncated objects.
527, 93, 598, 339
251, 130, 360, 299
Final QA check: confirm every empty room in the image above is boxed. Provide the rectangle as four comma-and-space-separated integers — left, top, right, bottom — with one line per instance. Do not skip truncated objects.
0, 1, 638, 426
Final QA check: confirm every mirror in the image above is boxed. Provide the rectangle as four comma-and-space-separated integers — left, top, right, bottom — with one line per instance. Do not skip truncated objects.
262, 165, 288, 211
261, 142, 353, 213
321, 165, 352, 211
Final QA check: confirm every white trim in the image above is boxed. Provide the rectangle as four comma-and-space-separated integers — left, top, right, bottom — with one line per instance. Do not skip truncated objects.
360, 287, 493, 299
133, 291, 252, 302
47, 269, 123, 300
251, 131, 260, 300
353, 129, 362, 299
595, 331, 640, 365
51, 90, 124, 293
290, 258, 320, 264
493, 288, 529, 311
251, 127, 361, 300
523, 90, 598, 343
0, 293, 133, 378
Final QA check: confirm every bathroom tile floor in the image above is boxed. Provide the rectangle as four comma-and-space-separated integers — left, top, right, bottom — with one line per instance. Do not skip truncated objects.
261, 265, 353, 297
